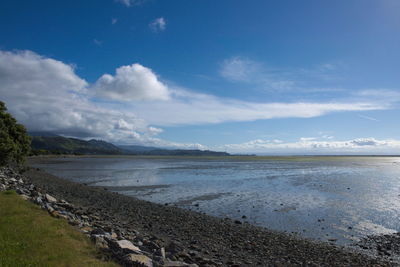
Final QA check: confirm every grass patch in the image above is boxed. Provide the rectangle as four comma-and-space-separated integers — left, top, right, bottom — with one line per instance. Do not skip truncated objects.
0, 190, 118, 266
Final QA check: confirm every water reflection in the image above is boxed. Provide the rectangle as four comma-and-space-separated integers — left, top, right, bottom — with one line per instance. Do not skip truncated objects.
32, 156, 400, 245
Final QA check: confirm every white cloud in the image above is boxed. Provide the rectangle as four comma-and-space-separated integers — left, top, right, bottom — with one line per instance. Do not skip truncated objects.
112, 18, 118, 25
221, 137, 400, 154
115, 0, 146, 7
220, 57, 261, 82
131, 88, 386, 126
93, 63, 170, 101
358, 114, 379, 121
0, 50, 158, 145
0, 49, 397, 153
149, 17, 166, 32
219, 57, 341, 92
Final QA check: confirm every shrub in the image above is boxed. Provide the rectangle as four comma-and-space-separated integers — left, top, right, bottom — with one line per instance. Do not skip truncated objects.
0, 101, 31, 166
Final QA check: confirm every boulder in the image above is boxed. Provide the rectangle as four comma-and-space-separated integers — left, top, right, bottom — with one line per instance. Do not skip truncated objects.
45, 193, 57, 203
124, 254, 153, 267
111, 239, 141, 254
163, 260, 199, 267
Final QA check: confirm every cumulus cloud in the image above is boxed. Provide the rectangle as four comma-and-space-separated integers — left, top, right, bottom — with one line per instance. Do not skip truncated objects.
0, 50, 157, 145
93, 63, 170, 101
149, 17, 166, 32
0, 49, 396, 152
221, 137, 400, 154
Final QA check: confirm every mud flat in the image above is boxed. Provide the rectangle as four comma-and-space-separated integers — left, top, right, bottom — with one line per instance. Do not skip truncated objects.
11, 165, 393, 266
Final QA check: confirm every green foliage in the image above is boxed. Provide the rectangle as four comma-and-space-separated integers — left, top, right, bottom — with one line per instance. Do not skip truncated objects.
0, 101, 31, 166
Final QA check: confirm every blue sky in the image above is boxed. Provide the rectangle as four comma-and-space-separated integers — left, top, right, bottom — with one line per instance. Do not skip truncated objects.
1, 0, 400, 154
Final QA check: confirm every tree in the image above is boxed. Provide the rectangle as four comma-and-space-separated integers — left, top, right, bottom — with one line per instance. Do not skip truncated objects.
0, 101, 31, 166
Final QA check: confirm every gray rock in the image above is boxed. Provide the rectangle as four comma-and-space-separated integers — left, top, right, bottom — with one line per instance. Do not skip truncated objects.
124, 254, 153, 267
91, 235, 109, 249
45, 193, 57, 203
111, 239, 141, 253
163, 260, 199, 267
45, 203, 55, 213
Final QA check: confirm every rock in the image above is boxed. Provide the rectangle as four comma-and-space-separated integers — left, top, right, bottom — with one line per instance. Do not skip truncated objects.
124, 254, 153, 267
110, 232, 118, 239
50, 211, 61, 218
163, 260, 199, 267
80, 226, 94, 233
45, 203, 55, 213
161, 247, 166, 259
19, 194, 30, 200
91, 228, 106, 235
234, 220, 242, 225
111, 239, 141, 253
45, 193, 57, 203
91, 235, 109, 249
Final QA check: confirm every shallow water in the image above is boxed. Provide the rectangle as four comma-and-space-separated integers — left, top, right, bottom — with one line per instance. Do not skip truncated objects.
31, 156, 400, 245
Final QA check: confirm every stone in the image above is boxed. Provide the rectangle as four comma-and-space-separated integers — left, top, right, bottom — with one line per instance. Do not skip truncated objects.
91, 228, 106, 235
81, 226, 94, 233
112, 239, 141, 253
91, 235, 109, 249
110, 232, 118, 239
163, 260, 198, 267
45, 203, 55, 213
50, 211, 61, 218
45, 194, 57, 203
124, 254, 153, 267
161, 247, 166, 259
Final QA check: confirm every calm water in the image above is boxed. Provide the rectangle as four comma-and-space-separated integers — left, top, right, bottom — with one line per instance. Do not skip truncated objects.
31, 156, 400, 245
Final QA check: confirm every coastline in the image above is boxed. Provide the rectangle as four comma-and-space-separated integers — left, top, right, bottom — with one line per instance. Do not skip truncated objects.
10, 162, 391, 266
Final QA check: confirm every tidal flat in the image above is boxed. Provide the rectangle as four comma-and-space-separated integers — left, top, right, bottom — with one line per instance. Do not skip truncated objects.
29, 155, 400, 248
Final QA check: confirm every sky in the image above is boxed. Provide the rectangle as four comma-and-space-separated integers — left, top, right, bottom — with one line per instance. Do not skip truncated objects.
1, 0, 400, 154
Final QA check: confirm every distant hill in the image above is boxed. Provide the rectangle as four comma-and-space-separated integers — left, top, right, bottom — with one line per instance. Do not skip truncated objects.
119, 145, 161, 152
30, 135, 230, 156
129, 149, 230, 156
31, 136, 122, 155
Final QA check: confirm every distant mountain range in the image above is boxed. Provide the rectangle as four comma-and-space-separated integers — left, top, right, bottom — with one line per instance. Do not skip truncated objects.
29, 133, 230, 156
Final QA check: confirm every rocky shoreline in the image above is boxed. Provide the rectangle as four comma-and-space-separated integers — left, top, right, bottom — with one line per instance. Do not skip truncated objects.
0, 166, 394, 266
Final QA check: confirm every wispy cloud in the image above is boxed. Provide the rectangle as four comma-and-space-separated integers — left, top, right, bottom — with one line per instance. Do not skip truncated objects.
219, 56, 262, 82
93, 39, 102, 46
219, 56, 341, 92
115, 0, 146, 7
132, 89, 385, 126
221, 137, 400, 154
111, 18, 118, 25
149, 17, 166, 32
358, 114, 379, 121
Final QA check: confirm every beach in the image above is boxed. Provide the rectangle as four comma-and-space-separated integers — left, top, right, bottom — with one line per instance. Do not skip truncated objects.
8, 160, 392, 266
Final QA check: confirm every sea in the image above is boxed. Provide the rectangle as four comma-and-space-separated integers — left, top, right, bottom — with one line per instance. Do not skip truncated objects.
31, 156, 400, 246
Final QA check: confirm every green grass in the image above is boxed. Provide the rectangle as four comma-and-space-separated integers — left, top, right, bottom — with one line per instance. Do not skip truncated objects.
0, 190, 119, 267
